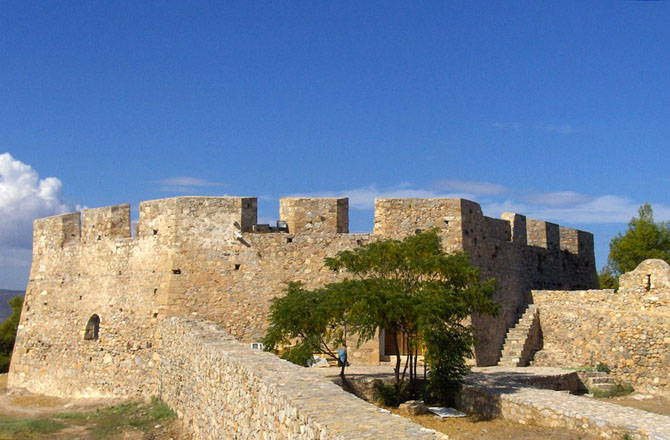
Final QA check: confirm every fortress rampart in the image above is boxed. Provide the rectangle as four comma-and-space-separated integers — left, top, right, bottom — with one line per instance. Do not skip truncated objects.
532, 259, 670, 392
9, 196, 597, 399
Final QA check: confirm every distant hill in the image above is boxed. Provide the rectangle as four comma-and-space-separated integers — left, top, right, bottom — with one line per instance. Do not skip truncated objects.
0, 289, 24, 322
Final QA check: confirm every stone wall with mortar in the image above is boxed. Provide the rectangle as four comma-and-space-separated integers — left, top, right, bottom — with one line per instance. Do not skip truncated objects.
158, 317, 444, 440
10, 195, 597, 398
532, 260, 670, 393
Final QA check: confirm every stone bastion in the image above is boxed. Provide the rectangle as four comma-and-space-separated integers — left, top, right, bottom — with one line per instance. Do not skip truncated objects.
8, 196, 596, 400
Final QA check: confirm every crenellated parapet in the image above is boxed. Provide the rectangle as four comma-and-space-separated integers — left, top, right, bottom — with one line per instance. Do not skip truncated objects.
371, 198, 593, 258
31, 196, 595, 261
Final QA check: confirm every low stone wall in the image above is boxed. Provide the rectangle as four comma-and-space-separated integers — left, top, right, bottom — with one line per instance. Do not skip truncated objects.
533, 289, 670, 393
158, 318, 444, 440
456, 381, 670, 439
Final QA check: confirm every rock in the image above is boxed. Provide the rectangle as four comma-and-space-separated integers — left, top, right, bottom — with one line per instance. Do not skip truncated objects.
398, 400, 428, 416
310, 357, 330, 368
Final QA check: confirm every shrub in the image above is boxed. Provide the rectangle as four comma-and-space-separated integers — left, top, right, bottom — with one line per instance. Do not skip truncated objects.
373, 381, 410, 407
590, 382, 634, 398
595, 362, 611, 374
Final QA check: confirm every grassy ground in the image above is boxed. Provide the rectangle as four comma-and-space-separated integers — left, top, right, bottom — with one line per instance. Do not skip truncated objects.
0, 375, 182, 440
0, 397, 178, 440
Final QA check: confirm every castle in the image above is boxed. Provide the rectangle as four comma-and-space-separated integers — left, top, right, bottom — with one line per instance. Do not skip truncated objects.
8, 195, 597, 398
8, 195, 670, 439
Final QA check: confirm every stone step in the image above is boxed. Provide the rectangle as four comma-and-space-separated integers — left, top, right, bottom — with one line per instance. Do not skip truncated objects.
502, 353, 524, 359
503, 338, 523, 345
591, 383, 616, 392
510, 325, 531, 331
502, 348, 522, 355
589, 377, 615, 384
496, 303, 540, 367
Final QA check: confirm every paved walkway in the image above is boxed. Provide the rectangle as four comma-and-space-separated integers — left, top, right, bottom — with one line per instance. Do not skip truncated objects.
463, 367, 670, 440
316, 365, 670, 439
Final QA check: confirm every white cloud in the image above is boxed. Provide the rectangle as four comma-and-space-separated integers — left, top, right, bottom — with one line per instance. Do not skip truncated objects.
0, 153, 72, 249
156, 176, 225, 193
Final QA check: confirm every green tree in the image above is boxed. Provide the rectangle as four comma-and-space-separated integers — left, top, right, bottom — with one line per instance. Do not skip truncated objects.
607, 203, 670, 277
263, 230, 497, 404
597, 266, 619, 290
263, 282, 353, 377
0, 296, 23, 372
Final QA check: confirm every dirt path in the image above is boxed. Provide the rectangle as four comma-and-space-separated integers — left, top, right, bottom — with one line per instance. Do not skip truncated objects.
594, 392, 670, 417
393, 410, 599, 440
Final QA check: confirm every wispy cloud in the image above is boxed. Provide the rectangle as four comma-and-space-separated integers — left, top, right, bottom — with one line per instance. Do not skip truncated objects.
543, 124, 575, 135
485, 194, 670, 224
291, 179, 507, 210
522, 191, 592, 208
292, 178, 670, 225
492, 122, 520, 131
436, 179, 507, 196
292, 184, 448, 210
156, 176, 226, 193
492, 122, 576, 135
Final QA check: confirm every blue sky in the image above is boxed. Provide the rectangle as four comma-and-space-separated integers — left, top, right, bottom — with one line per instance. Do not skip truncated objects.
2, 1, 670, 290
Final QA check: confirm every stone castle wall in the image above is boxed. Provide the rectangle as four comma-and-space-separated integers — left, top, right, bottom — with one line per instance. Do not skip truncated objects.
532, 260, 670, 393
9, 195, 597, 398
158, 317, 444, 440
9, 205, 164, 397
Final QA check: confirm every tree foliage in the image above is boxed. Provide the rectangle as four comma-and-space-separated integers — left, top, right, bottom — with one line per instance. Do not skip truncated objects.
605, 203, 670, 279
262, 282, 353, 376
263, 230, 497, 404
0, 296, 23, 373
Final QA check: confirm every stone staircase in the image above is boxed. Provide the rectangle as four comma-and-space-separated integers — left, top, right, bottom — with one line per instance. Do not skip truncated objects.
584, 371, 616, 392
497, 304, 540, 367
